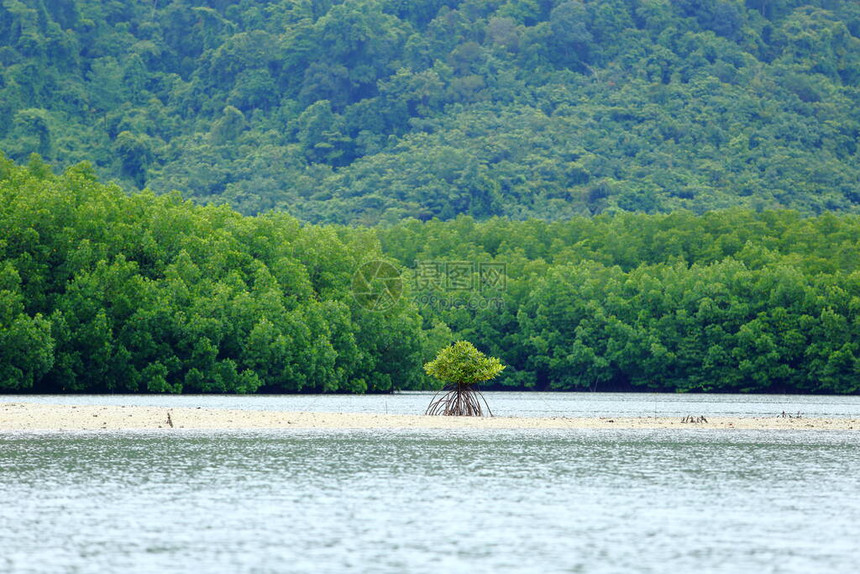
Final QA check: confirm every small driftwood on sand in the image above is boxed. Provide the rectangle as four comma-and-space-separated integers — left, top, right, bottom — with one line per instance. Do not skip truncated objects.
681, 415, 708, 423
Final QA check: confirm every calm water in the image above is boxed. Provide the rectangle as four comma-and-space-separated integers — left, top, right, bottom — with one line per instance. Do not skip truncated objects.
1, 427, 859, 574
5, 391, 860, 418
2, 394, 860, 573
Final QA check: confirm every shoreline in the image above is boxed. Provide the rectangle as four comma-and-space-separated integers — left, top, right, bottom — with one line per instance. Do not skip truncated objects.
1, 403, 858, 431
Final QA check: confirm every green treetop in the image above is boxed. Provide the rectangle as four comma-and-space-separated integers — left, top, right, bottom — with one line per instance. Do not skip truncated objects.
424, 340, 505, 387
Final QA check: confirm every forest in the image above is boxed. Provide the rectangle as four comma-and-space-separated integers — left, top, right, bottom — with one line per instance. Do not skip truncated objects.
1, 0, 859, 223
0, 155, 427, 393
2, 156, 859, 393
2, 1, 859, 394
377, 209, 860, 393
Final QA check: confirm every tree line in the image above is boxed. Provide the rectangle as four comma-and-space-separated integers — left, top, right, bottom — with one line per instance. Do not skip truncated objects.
2, 155, 859, 393
377, 210, 860, 393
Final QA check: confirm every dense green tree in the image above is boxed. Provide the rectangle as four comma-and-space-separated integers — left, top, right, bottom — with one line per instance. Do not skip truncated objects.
0, 156, 426, 393
2, 154, 860, 394
376, 210, 860, 394
425, 340, 506, 386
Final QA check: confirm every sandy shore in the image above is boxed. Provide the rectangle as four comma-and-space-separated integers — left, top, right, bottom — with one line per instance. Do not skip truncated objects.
0, 402, 858, 431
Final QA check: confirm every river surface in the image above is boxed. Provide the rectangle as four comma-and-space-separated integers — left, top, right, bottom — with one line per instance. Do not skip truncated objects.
2, 394, 860, 573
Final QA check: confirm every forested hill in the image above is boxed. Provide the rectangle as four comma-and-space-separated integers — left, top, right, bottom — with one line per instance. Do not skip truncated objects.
2, 0, 859, 224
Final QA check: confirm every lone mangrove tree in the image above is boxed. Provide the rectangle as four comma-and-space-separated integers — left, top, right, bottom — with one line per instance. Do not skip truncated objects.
424, 341, 505, 416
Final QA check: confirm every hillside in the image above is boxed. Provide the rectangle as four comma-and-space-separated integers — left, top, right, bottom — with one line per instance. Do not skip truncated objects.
2, 0, 859, 223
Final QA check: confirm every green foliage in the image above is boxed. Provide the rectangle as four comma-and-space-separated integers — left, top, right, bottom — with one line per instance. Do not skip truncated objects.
0, 156, 424, 393
2, 154, 859, 394
380, 210, 860, 394
0, 1, 858, 221
424, 340, 506, 387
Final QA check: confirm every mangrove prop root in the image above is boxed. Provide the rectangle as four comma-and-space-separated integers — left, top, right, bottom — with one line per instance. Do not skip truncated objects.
425, 384, 494, 417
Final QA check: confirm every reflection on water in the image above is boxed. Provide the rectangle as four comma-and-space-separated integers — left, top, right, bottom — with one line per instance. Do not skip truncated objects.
1, 429, 859, 573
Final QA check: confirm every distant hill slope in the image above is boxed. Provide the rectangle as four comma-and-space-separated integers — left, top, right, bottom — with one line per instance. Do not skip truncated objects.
2, 0, 859, 223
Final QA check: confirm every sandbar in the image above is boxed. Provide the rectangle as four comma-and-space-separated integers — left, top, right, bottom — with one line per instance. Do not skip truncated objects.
0, 402, 857, 431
